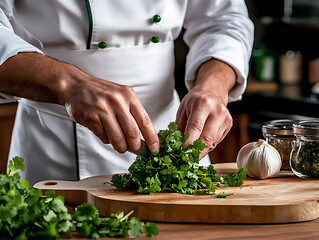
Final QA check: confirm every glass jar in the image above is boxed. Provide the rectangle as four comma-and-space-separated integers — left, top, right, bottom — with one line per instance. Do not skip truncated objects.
262, 119, 295, 170
290, 120, 319, 178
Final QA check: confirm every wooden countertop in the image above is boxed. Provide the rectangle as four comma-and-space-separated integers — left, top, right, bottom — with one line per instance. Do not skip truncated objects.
47, 162, 318, 239
67, 218, 319, 240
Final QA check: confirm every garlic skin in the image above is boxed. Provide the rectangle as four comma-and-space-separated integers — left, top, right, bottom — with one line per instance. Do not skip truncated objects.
236, 139, 282, 179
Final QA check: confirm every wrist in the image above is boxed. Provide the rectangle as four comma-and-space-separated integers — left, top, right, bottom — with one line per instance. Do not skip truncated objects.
0, 52, 77, 105
194, 58, 236, 105
52, 61, 87, 106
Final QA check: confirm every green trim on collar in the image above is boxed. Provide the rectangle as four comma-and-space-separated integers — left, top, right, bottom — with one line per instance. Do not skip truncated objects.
85, 0, 93, 49
73, 122, 80, 181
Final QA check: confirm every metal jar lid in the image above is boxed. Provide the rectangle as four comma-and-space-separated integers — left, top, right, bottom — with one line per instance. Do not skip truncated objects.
293, 119, 319, 136
262, 119, 294, 135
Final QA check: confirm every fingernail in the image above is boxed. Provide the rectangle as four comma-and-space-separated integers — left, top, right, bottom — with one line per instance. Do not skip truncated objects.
150, 143, 159, 152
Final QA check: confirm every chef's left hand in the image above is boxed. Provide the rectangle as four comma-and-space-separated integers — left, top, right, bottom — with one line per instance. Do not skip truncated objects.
175, 59, 237, 159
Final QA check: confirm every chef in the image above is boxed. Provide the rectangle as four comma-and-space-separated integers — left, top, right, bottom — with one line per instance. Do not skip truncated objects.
0, 1, 254, 185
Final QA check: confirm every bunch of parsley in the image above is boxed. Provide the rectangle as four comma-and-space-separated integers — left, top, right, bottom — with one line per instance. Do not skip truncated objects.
111, 122, 247, 195
0, 157, 158, 239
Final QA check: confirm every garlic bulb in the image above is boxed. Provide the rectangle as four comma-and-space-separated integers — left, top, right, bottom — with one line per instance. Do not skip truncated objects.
236, 139, 282, 179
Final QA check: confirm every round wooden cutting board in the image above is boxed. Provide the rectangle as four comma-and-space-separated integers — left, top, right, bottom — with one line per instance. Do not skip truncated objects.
34, 163, 319, 224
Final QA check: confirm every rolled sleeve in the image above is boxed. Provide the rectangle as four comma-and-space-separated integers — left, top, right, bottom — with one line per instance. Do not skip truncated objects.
0, 26, 43, 66
183, 0, 254, 102
0, 6, 43, 103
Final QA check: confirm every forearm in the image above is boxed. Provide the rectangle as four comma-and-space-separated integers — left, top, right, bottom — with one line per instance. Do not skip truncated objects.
0, 52, 81, 105
0, 52, 160, 153
193, 58, 237, 106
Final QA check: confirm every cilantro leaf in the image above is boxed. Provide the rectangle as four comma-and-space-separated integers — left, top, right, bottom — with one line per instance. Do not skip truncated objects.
110, 122, 247, 196
216, 192, 233, 198
1, 157, 158, 239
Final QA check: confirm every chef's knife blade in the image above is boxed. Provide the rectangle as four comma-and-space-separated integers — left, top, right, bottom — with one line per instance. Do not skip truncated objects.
133, 139, 151, 159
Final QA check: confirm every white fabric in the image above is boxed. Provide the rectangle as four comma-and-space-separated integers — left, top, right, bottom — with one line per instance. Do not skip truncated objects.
11, 41, 211, 184
0, 0, 254, 101
183, 1, 254, 102
0, 1, 254, 184
11, 101, 78, 183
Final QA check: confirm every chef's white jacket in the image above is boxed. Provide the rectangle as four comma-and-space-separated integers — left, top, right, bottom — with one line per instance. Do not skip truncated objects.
0, 0, 254, 185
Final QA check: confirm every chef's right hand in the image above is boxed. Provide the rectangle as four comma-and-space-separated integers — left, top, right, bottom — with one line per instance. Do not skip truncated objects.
0, 52, 160, 154
59, 63, 160, 154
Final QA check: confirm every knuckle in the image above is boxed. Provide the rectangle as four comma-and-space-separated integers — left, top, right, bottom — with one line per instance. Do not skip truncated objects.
200, 95, 213, 106
110, 134, 123, 146
111, 138, 127, 153
126, 126, 140, 140
222, 110, 233, 127
85, 113, 100, 131
188, 118, 204, 132
201, 134, 215, 148
107, 92, 122, 105
139, 114, 152, 128
106, 87, 137, 110
128, 142, 141, 153
114, 147, 127, 154
193, 94, 213, 107
121, 85, 137, 101
96, 99, 108, 111
87, 113, 100, 125
212, 103, 224, 115
218, 103, 229, 115
125, 85, 136, 96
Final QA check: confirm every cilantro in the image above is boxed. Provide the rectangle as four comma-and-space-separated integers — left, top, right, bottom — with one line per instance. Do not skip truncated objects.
216, 192, 233, 198
72, 205, 158, 239
0, 157, 73, 240
217, 168, 248, 188
72, 203, 158, 239
111, 122, 247, 195
0, 157, 158, 239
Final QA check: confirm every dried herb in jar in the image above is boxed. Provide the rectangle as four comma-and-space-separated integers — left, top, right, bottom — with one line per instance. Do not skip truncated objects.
262, 119, 295, 170
267, 138, 295, 170
291, 141, 319, 178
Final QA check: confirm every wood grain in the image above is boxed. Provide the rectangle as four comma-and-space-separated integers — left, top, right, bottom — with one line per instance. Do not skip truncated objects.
34, 163, 319, 224
65, 218, 319, 240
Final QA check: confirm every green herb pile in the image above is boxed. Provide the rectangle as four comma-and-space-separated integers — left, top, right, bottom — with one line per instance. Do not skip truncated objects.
111, 122, 247, 195
0, 157, 158, 239
72, 204, 158, 239
291, 141, 319, 178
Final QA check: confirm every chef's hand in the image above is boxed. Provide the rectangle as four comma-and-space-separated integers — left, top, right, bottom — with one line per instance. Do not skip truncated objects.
63, 75, 160, 154
176, 59, 236, 159
0, 52, 160, 154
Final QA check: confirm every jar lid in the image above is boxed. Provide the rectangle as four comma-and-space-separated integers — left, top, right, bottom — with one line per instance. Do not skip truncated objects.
262, 119, 294, 135
293, 119, 319, 136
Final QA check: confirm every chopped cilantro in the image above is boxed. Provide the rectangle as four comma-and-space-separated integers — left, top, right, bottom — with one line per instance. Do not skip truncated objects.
217, 168, 248, 188
216, 192, 233, 198
72, 204, 158, 239
111, 122, 247, 195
